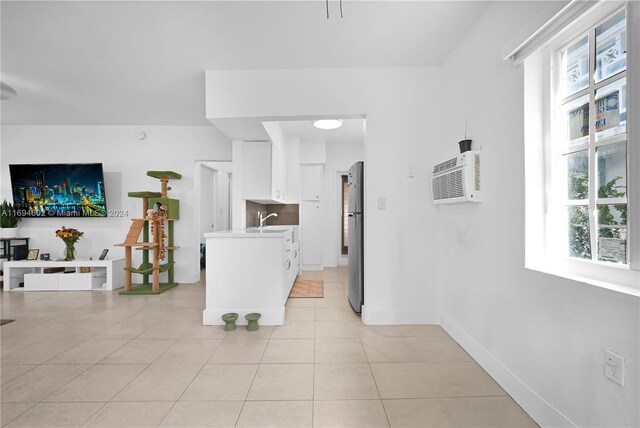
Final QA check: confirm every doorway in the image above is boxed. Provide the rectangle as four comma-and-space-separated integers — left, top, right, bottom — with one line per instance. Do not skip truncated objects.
195, 161, 233, 274
338, 173, 349, 266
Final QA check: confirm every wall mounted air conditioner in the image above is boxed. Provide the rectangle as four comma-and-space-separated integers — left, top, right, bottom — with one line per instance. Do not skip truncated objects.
431, 151, 481, 204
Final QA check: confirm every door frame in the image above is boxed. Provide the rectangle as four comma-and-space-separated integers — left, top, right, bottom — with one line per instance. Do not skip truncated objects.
193, 160, 233, 275
337, 171, 349, 266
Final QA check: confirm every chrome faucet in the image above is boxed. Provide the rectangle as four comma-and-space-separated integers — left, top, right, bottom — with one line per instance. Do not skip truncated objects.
258, 211, 278, 227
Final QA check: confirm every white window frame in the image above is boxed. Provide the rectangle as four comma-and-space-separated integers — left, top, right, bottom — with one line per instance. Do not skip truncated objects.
524, 1, 640, 297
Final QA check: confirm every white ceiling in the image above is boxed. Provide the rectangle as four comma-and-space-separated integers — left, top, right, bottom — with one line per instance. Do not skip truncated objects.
280, 119, 365, 145
0, 1, 490, 126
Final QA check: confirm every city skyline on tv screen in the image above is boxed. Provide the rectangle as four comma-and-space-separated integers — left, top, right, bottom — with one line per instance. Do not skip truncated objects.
9, 163, 107, 217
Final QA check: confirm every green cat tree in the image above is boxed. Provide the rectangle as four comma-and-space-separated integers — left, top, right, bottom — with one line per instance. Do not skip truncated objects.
116, 171, 181, 295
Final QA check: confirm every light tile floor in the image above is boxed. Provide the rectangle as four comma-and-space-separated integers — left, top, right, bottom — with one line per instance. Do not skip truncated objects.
0, 268, 538, 427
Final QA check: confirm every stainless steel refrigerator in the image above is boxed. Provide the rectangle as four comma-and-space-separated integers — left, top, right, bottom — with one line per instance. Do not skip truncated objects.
347, 161, 364, 313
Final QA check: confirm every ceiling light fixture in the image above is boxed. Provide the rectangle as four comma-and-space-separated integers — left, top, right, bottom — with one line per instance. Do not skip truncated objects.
313, 119, 343, 130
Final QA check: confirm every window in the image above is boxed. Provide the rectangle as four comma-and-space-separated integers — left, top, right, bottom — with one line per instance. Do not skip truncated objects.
554, 9, 628, 265
521, 1, 639, 296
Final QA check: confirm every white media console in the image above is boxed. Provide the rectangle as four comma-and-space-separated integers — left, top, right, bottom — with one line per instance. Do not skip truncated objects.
2, 258, 125, 291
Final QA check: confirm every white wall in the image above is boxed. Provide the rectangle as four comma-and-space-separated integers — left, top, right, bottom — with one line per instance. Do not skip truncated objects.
199, 165, 215, 242
207, 66, 441, 324
299, 139, 326, 164
1, 125, 231, 284
284, 136, 300, 204
437, 3, 639, 427
322, 141, 363, 267
230, 140, 245, 230
262, 122, 285, 151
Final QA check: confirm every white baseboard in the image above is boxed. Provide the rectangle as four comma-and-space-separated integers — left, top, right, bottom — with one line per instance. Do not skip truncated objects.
440, 314, 577, 428
177, 274, 200, 284
202, 308, 285, 326
361, 306, 440, 325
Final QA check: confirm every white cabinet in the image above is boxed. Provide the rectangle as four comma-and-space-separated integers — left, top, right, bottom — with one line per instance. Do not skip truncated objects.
300, 165, 323, 270
301, 165, 323, 201
24, 272, 104, 291
271, 144, 287, 201
301, 201, 323, 269
3, 259, 125, 292
24, 273, 58, 291
243, 141, 286, 204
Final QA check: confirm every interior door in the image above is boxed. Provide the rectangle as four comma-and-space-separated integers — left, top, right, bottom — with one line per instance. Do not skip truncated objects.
301, 165, 323, 201
301, 201, 323, 268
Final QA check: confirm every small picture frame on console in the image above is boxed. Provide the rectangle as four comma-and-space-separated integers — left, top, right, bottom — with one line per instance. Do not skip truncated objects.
99, 249, 109, 260
27, 249, 39, 260
40, 253, 50, 261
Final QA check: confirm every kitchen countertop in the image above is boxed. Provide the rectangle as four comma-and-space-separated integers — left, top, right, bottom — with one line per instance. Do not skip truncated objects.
204, 225, 297, 238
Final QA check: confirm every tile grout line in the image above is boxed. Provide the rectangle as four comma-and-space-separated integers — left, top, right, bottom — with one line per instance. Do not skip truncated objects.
311, 317, 317, 428
77, 356, 152, 426
232, 326, 271, 428
362, 325, 392, 428
0, 363, 39, 388
0, 401, 38, 426
380, 394, 514, 400
80, 309, 193, 425
85, 295, 204, 426
95, 320, 197, 415
153, 306, 223, 425
155, 363, 207, 426
13, 360, 98, 426
78, 400, 110, 427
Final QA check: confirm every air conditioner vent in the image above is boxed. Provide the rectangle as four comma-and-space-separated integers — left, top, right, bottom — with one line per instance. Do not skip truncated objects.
432, 158, 457, 174
431, 151, 481, 204
432, 169, 464, 200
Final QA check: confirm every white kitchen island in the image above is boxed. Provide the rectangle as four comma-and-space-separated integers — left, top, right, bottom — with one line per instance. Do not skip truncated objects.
203, 226, 300, 326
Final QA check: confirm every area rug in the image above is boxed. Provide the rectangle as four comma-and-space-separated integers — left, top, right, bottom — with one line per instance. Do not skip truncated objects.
0, 319, 15, 326
289, 278, 324, 298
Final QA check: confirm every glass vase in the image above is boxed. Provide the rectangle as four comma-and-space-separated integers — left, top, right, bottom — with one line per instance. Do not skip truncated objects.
63, 241, 76, 261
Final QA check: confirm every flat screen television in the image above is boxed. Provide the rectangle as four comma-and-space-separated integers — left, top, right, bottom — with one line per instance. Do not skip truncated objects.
9, 163, 107, 218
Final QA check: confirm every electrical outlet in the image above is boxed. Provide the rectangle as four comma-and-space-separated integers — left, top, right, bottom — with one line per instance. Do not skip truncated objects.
604, 350, 625, 387
377, 197, 386, 210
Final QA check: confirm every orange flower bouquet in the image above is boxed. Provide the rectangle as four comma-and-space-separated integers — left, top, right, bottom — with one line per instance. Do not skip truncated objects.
55, 227, 84, 260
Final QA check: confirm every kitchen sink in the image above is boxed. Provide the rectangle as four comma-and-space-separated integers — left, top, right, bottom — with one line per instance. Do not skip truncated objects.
245, 228, 288, 233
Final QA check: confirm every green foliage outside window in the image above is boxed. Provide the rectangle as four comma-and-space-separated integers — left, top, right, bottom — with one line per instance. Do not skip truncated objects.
568, 172, 627, 259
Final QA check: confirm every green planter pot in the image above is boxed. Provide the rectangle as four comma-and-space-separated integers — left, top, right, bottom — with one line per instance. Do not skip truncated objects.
221, 313, 238, 331
245, 313, 261, 331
